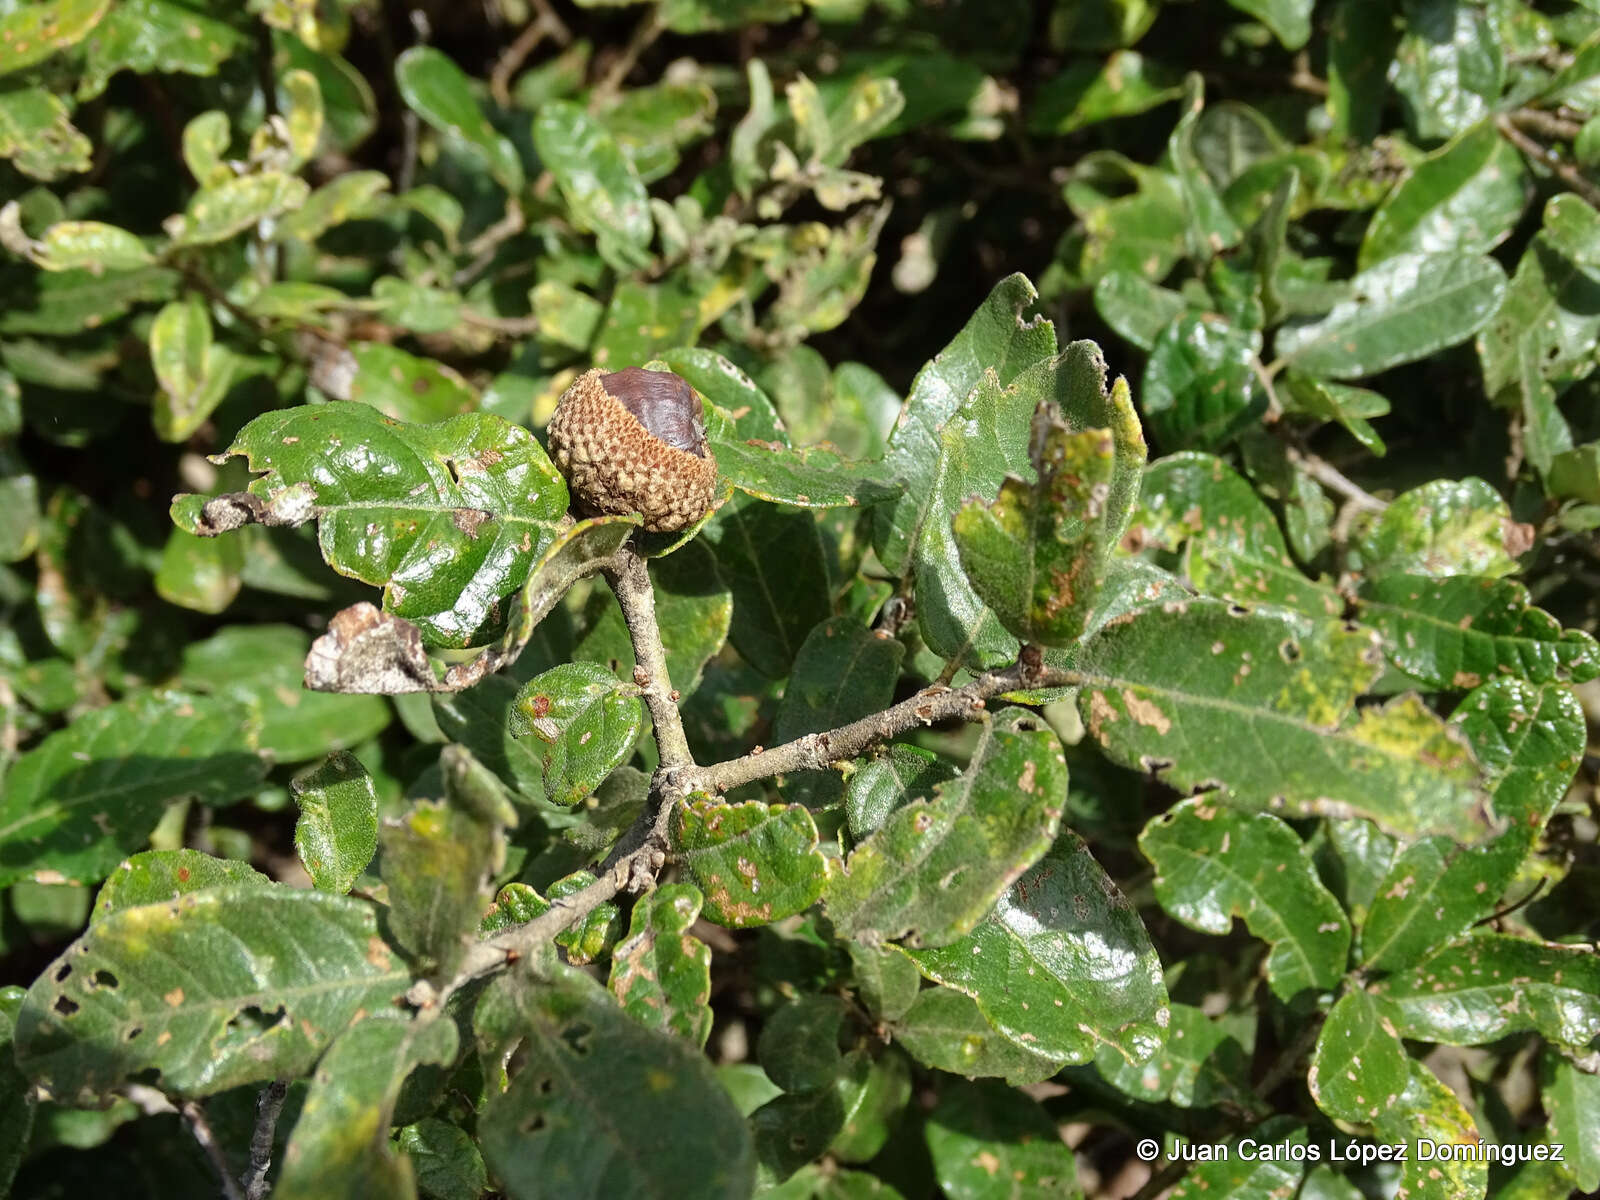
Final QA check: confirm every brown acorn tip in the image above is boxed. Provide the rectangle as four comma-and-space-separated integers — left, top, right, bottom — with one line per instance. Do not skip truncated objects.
546, 367, 719, 532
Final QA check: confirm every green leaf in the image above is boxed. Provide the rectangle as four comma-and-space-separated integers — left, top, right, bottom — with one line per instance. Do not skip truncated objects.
826, 713, 1066, 947
0, 691, 265, 887
1376, 934, 1600, 1047
1226, 0, 1312, 49
846, 941, 922, 1023
659, 0, 801, 34
1169, 75, 1243, 258
1089, 1002, 1259, 1111
346, 342, 477, 423
0, 86, 90, 180
170, 171, 312, 246
609, 883, 713, 1046
0, 208, 154, 272
1141, 798, 1350, 1000
1074, 599, 1491, 841
703, 497, 831, 678
1275, 253, 1507, 379
1392, 0, 1501, 142
844, 743, 959, 841
771, 616, 903, 806
1477, 194, 1600, 472
874, 273, 1056, 579
1129, 453, 1343, 617
1327, 0, 1397, 141
1307, 987, 1411, 1124
292, 751, 379, 895
1359, 574, 1600, 688
1141, 311, 1264, 450
704, 407, 899, 510
15, 886, 411, 1103
481, 876, 622, 967
275, 1015, 458, 1200
90, 849, 269, 924
154, 526, 242, 613
1543, 1051, 1600, 1194
150, 296, 235, 442
955, 417, 1115, 647
509, 662, 642, 807
1357, 478, 1525, 579
434, 676, 547, 802
1358, 679, 1582, 972
1359, 122, 1527, 269
180, 624, 391, 761
476, 964, 755, 1200
670, 796, 828, 928
0, 0, 109, 78
184, 403, 569, 648
1092, 269, 1187, 352
395, 46, 522, 192
907, 831, 1168, 1064
533, 100, 652, 269
1281, 372, 1389, 455
278, 170, 391, 242
892, 986, 1063, 1085
0, 442, 39, 562
78, 0, 247, 99
0, 986, 35, 1194
1370, 1060, 1487, 1200
379, 795, 501, 976
397, 1118, 488, 1200
925, 1081, 1078, 1200
1028, 50, 1182, 134
1168, 1118, 1311, 1200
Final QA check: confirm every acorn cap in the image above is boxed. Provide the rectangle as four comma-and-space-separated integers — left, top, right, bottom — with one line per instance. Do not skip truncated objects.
547, 367, 719, 532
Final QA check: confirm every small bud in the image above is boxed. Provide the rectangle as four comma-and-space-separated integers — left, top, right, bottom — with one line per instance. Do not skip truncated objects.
546, 367, 719, 532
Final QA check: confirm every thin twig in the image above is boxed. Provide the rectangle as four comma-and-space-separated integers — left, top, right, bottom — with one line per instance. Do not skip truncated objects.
181, 1099, 246, 1200
490, 13, 555, 108
591, 8, 665, 105
678, 655, 1049, 797
240, 1080, 289, 1200
451, 199, 525, 288
1508, 106, 1585, 142
604, 547, 694, 771
1496, 114, 1600, 212
1284, 445, 1388, 514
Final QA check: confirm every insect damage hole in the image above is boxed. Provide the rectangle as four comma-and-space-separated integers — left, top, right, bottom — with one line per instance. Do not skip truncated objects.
53, 995, 80, 1016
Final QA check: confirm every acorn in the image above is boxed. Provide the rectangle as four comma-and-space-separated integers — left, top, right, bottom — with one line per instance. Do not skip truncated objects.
546, 366, 719, 532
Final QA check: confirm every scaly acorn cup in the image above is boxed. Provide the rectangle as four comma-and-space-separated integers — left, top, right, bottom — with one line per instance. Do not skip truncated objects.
546, 367, 720, 532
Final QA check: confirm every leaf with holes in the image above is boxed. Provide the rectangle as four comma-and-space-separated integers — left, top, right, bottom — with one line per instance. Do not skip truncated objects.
1074, 599, 1491, 841
1371, 1061, 1487, 1200
1359, 574, 1600, 689
475, 964, 755, 1200
174, 402, 570, 648
608, 883, 712, 1047
1140, 798, 1350, 1001
906, 832, 1168, 1065
1128, 452, 1341, 618
671, 796, 827, 928
1089, 1002, 1260, 1112
14, 887, 411, 1103
825, 713, 1066, 947
0, 691, 265, 888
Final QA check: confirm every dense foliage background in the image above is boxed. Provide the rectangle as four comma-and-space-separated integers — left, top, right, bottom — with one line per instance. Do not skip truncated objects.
1, 0, 1600, 1198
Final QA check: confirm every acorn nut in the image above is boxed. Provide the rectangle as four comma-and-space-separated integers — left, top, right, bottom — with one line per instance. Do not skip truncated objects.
547, 367, 719, 532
